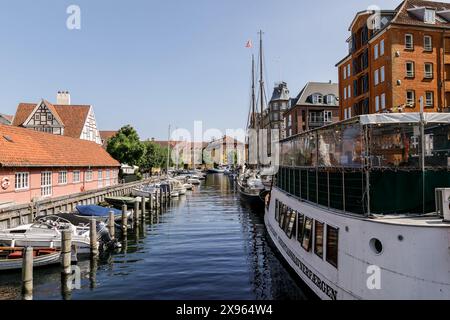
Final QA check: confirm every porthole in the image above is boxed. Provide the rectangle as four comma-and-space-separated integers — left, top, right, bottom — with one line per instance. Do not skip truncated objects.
398, 235, 404, 242
370, 238, 383, 255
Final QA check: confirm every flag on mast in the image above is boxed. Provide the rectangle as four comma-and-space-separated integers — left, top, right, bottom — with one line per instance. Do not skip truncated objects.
245, 40, 253, 48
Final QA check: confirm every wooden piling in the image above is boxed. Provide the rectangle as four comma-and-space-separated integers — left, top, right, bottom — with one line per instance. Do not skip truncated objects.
90, 219, 98, 257
108, 210, 115, 239
122, 204, 128, 236
22, 246, 33, 300
148, 194, 153, 211
134, 200, 140, 226
141, 196, 146, 219
61, 230, 72, 275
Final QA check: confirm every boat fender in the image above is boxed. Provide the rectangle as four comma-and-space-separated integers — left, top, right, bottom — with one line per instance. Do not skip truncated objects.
1, 177, 10, 190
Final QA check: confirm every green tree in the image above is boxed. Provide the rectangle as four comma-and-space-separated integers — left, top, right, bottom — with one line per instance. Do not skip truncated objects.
106, 125, 145, 167
141, 141, 165, 173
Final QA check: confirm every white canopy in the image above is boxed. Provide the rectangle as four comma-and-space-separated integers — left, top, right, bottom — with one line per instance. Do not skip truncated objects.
359, 113, 450, 125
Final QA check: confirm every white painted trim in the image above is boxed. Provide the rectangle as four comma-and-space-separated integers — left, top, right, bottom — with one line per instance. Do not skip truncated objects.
22, 100, 44, 126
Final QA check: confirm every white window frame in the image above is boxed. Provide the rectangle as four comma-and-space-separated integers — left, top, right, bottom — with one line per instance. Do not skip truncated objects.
406, 90, 415, 106
426, 91, 434, 107
375, 96, 380, 112
424, 63, 433, 79
343, 68, 346, 80
406, 61, 415, 77
58, 171, 68, 185
86, 170, 93, 182
344, 108, 348, 120
105, 170, 111, 187
374, 44, 379, 60
348, 85, 351, 98
41, 171, 52, 197
326, 95, 334, 105
348, 108, 352, 118
344, 87, 347, 100
324, 111, 333, 123
347, 64, 351, 77
380, 39, 385, 56
374, 69, 379, 85
405, 34, 414, 50
381, 93, 386, 110
424, 35, 432, 51
313, 94, 323, 104
380, 66, 385, 83
73, 170, 81, 183
424, 9, 436, 24
98, 170, 103, 188
15, 172, 30, 191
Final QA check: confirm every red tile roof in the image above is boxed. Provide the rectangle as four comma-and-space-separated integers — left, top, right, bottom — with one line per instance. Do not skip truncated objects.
100, 131, 118, 141
0, 124, 120, 168
100, 131, 118, 148
12, 102, 91, 139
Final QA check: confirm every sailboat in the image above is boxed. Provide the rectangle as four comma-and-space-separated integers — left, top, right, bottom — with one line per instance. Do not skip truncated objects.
238, 31, 267, 210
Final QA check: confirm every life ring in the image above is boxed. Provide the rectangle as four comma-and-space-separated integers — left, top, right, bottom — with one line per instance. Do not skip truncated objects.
80, 185, 85, 192
1, 177, 10, 190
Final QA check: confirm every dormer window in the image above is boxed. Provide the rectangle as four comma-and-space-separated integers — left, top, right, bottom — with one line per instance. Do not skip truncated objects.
424, 9, 436, 24
312, 94, 323, 104
326, 95, 335, 105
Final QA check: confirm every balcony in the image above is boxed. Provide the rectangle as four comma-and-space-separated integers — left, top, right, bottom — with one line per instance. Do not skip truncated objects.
308, 117, 333, 128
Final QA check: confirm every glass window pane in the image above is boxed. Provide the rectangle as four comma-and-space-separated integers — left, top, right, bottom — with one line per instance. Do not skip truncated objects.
297, 214, 305, 244
314, 221, 324, 259
301, 217, 313, 252
326, 226, 339, 268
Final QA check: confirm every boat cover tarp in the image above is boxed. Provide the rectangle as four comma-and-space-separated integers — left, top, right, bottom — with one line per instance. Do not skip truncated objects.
76, 205, 122, 217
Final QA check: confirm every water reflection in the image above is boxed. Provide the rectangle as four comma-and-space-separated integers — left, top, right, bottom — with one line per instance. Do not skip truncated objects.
0, 174, 307, 300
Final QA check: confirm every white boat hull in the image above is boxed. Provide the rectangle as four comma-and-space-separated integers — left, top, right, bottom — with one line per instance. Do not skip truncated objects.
266, 187, 450, 300
0, 251, 61, 271
0, 235, 92, 255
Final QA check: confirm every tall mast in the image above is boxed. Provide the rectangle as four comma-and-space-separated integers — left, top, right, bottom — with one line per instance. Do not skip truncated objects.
251, 54, 256, 129
167, 124, 171, 175
258, 30, 264, 132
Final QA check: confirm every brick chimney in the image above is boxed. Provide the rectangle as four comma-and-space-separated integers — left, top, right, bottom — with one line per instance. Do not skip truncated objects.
57, 91, 71, 105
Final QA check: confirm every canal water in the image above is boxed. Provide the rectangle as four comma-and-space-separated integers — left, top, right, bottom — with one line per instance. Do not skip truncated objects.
0, 174, 308, 300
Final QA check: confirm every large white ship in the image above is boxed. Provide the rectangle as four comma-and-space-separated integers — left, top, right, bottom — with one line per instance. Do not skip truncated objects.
265, 113, 450, 300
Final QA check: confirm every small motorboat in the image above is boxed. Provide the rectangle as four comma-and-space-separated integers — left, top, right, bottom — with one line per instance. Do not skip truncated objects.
0, 247, 61, 271
0, 215, 95, 255
170, 191, 180, 198
104, 196, 138, 208
131, 185, 158, 199
76, 205, 131, 222
207, 168, 225, 174
187, 178, 201, 185
168, 179, 187, 196
183, 183, 193, 191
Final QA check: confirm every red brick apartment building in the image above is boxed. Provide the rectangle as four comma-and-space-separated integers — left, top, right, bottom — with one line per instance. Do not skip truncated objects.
337, 0, 450, 120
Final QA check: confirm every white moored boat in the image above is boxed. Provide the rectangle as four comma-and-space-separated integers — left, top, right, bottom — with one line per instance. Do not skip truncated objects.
187, 178, 201, 185
0, 247, 61, 271
0, 215, 98, 255
266, 113, 450, 300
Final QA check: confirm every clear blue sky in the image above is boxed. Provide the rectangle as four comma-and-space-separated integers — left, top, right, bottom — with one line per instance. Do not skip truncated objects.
0, 0, 397, 140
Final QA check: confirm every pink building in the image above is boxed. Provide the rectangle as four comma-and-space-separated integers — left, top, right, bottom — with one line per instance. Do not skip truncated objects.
0, 124, 120, 207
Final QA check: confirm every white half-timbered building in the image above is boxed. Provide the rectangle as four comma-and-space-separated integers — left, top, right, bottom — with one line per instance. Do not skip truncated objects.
12, 91, 102, 144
